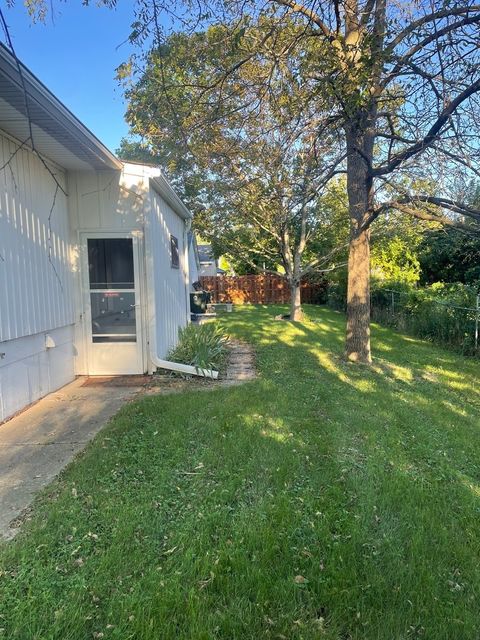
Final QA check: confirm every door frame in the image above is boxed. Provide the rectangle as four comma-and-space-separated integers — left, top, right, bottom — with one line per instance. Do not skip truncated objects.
79, 230, 147, 375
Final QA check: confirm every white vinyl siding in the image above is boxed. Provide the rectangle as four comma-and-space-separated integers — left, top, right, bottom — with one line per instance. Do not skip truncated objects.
0, 325, 74, 421
149, 188, 189, 358
67, 169, 146, 232
0, 133, 74, 342
66, 168, 148, 375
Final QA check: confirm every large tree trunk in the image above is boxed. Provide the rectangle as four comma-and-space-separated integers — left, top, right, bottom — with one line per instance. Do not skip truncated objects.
282, 221, 305, 322
344, 123, 374, 363
345, 226, 371, 362
289, 280, 303, 321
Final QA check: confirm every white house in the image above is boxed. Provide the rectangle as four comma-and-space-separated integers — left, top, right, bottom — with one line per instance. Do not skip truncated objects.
198, 243, 225, 277
0, 44, 193, 423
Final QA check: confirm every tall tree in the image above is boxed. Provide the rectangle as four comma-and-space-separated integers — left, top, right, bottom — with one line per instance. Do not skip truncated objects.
17, 0, 480, 360
120, 27, 349, 319
117, 0, 480, 362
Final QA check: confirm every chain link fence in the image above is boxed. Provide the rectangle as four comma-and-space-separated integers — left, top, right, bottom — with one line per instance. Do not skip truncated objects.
328, 284, 480, 357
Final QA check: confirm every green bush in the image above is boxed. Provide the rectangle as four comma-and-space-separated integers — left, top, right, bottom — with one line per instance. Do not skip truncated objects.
371, 236, 421, 286
326, 271, 348, 311
370, 282, 479, 356
326, 282, 346, 311
327, 279, 479, 356
167, 322, 229, 373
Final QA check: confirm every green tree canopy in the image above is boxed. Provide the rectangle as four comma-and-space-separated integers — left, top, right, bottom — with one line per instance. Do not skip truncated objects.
119, 25, 350, 319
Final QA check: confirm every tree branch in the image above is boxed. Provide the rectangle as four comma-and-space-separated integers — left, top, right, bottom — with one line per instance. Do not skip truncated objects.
382, 13, 480, 89
396, 196, 480, 223
390, 203, 480, 234
272, 0, 336, 41
384, 5, 480, 54
372, 76, 480, 176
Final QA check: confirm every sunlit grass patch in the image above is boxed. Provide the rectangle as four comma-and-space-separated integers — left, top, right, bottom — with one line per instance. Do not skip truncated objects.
0, 304, 479, 640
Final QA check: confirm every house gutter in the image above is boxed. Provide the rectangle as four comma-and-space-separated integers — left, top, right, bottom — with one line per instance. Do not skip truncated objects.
144, 179, 218, 379
0, 43, 122, 170
148, 220, 219, 380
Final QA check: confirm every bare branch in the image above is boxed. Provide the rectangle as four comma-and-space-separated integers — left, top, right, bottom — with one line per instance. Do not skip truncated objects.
390, 202, 480, 234
372, 77, 480, 176
385, 5, 480, 54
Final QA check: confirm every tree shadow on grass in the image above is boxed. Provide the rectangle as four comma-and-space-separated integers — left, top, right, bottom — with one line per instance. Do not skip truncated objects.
1, 304, 480, 640
217, 304, 479, 474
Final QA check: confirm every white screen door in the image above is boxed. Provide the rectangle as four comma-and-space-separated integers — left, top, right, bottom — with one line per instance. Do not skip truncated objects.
83, 234, 144, 375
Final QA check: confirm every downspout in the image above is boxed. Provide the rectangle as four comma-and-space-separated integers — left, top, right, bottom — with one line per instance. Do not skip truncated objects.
184, 217, 192, 320
145, 180, 218, 379
149, 218, 218, 379
149, 350, 218, 379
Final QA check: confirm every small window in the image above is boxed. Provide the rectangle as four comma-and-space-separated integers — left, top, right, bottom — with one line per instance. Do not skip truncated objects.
170, 235, 180, 268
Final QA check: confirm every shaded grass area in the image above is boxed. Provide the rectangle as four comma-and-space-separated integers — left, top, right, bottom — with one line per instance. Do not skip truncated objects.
1, 305, 480, 640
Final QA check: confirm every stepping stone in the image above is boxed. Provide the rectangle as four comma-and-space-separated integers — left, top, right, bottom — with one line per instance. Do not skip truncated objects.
223, 340, 256, 384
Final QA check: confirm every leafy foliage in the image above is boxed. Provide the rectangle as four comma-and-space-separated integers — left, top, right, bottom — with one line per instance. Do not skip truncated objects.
417, 182, 480, 287
419, 228, 480, 287
371, 236, 421, 287
371, 283, 480, 356
119, 25, 350, 318
330, 279, 479, 356
167, 322, 229, 373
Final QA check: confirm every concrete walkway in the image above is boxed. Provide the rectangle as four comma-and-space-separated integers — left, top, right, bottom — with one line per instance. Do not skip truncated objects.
0, 344, 256, 541
0, 377, 141, 540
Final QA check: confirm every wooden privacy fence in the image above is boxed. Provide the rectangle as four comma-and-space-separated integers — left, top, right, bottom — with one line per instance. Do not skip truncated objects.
199, 275, 327, 305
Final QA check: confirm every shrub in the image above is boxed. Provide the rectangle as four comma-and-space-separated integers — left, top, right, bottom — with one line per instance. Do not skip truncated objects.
326, 271, 348, 311
327, 278, 479, 356
167, 322, 229, 373
370, 282, 479, 356
326, 282, 346, 311
371, 236, 421, 286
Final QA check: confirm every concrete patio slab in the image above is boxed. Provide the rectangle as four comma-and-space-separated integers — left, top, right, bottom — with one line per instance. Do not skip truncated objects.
0, 377, 142, 540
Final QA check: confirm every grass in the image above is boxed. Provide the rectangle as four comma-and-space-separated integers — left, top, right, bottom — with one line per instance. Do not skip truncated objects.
1, 304, 480, 640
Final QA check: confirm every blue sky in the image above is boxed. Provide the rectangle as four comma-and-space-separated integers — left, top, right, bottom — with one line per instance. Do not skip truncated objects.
2, 2, 138, 153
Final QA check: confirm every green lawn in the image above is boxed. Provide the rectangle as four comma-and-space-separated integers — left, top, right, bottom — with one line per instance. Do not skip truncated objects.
1, 305, 480, 640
